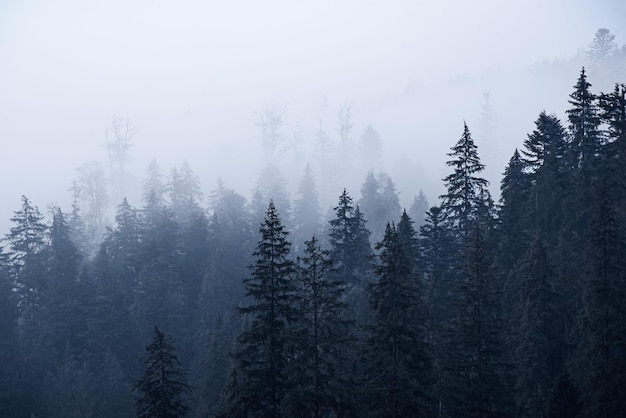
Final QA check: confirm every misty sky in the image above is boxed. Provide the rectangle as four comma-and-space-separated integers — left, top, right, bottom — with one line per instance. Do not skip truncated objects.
1, 0, 624, 232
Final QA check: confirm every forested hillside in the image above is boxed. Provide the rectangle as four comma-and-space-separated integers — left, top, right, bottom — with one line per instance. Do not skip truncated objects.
0, 63, 624, 417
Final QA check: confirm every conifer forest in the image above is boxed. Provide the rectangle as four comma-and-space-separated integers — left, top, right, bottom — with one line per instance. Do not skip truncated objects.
1, 8, 626, 418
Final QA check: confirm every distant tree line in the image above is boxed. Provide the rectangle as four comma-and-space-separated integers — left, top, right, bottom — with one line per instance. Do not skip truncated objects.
0, 60, 625, 416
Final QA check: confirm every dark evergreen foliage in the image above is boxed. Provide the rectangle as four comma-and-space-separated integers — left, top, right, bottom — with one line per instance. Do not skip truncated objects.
134, 326, 190, 418
408, 189, 429, 229
292, 164, 322, 254
572, 184, 626, 416
328, 189, 372, 286
498, 149, 532, 271
512, 236, 566, 417
222, 200, 297, 417
440, 122, 490, 239
285, 235, 351, 417
363, 222, 433, 417
444, 225, 508, 417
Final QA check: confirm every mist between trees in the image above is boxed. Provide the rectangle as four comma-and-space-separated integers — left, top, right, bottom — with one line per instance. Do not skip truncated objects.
0, 30, 625, 418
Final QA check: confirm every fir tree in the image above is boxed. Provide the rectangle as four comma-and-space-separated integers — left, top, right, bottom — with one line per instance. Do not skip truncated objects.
521, 112, 569, 241
440, 122, 490, 240
328, 189, 372, 286
573, 185, 626, 416
284, 235, 350, 417
444, 225, 508, 417
498, 149, 532, 272
46, 209, 87, 358
142, 159, 166, 207
358, 124, 383, 172
566, 67, 602, 180
598, 83, 626, 220
4, 196, 48, 308
223, 200, 297, 417
512, 236, 566, 417
134, 326, 190, 418
408, 189, 429, 229
292, 164, 321, 254
363, 222, 433, 417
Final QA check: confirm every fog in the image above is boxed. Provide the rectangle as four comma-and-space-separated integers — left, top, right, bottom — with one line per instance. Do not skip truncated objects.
1, 0, 624, 233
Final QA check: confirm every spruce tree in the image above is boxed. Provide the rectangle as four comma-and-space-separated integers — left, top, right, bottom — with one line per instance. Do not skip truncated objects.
134, 193, 187, 360
573, 185, 626, 416
444, 224, 508, 417
223, 200, 297, 417
292, 164, 321, 254
284, 235, 350, 417
4, 195, 48, 305
134, 326, 190, 418
142, 159, 166, 207
440, 122, 490, 240
566, 67, 602, 180
598, 83, 626, 221
521, 112, 569, 242
328, 189, 372, 286
498, 149, 532, 272
363, 222, 433, 417
512, 236, 566, 417
419, 206, 454, 391
408, 189, 429, 229
46, 209, 87, 358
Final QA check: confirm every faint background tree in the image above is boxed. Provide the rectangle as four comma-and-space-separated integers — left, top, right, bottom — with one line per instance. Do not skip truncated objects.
105, 116, 135, 206
257, 105, 286, 165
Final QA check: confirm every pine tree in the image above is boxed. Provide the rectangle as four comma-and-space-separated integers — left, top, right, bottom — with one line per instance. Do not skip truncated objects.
363, 222, 433, 417
133, 194, 187, 355
359, 171, 383, 240
573, 185, 626, 416
358, 172, 401, 243
142, 158, 166, 207
46, 209, 87, 358
440, 122, 490, 240
255, 164, 292, 226
408, 190, 429, 229
134, 326, 190, 418
4, 196, 48, 308
292, 165, 322, 254
566, 67, 602, 180
284, 235, 350, 417
498, 149, 532, 272
328, 189, 372, 286
587, 28, 620, 88
223, 200, 297, 417
444, 224, 508, 417
0, 249, 19, 417
168, 161, 203, 225
521, 112, 569, 241
598, 83, 626, 221
512, 236, 566, 417
358, 124, 383, 172
522, 111, 568, 176
67, 180, 89, 256
419, 206, 454, 365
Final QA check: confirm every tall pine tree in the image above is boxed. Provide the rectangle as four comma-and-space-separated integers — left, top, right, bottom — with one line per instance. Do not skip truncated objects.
223, 200, 297, 417
363, 221, 433, 417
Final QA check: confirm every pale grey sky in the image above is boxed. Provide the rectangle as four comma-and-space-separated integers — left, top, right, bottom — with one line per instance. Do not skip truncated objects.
0, 0, 624, 232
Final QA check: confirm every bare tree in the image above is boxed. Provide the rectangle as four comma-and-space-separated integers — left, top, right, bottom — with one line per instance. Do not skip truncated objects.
257, 105, 286, 164
105, 116, 135, 204
288, 116, 305, 170
337, 102, 354, 163
76, 161, 109, 255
